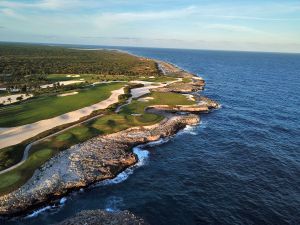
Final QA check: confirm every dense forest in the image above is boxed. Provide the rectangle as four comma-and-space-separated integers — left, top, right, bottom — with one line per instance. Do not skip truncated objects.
0, 43, 160, 86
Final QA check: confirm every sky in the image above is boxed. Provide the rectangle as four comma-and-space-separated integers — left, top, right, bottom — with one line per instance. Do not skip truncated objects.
0, 0, 300, 53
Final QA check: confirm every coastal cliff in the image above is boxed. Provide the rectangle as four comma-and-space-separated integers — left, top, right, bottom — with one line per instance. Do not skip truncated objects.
0, 114, 201, 216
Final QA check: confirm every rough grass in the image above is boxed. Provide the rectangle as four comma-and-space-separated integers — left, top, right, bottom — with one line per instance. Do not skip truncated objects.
0, 82, 124, 127
0, 145, 25, 171
0, 148, 53, 195
0, 91, 195, 195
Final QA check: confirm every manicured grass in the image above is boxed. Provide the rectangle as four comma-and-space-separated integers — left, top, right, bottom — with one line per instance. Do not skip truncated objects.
0, 91, 195, 195
0, 82, 124, 127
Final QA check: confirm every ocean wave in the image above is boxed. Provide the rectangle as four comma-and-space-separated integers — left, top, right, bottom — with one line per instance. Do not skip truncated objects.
177, 125, 199, 136
140, 138, 170, 148
25, 206, 52, 218
104, 196, 124, 212
96, 147, 150, 186
25, 197, 67, 218
96, 138, 172, 187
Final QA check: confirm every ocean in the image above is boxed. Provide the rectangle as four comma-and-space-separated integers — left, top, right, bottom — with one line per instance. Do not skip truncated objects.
5, 47, 300, 225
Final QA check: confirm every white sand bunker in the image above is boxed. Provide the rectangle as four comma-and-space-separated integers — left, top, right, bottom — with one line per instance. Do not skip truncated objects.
138, 97, 154, 102
183, 94, 195, 101
193, 77, 203, 80
58, 92, 78, 97
0, 94, 33, 105
41, 80, 85, 89
66, 75, 80, 78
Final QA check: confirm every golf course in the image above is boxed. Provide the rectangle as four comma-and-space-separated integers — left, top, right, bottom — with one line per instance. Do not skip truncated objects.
0, 43, 208, 200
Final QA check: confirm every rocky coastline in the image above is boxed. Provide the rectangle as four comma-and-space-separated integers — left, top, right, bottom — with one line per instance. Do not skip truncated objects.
0, 59, 219, 218
53, 209, 148, 225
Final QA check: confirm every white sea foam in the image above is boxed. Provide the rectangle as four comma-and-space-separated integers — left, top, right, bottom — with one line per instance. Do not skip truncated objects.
177, 125, 198, 136
96, 139, 172, 187
25, 197, 67, 218
59, 197, 67, 205
97, 147, 149, 186
25, 206, 52, 218
104, 196, 123, 212
140, 138, 170, 148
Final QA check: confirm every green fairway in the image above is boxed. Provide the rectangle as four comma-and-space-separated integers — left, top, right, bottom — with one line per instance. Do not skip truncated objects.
0, 90, 195, 195
0, 82, 125, 127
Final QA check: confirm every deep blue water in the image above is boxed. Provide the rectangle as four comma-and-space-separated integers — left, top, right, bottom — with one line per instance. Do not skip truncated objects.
5, 48, 300, 225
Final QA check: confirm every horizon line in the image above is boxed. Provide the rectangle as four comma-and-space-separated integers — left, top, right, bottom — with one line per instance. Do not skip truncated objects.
1, 40, 300, 55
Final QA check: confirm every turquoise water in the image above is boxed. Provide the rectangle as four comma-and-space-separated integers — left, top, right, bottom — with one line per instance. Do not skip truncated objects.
4, 48, 300, 225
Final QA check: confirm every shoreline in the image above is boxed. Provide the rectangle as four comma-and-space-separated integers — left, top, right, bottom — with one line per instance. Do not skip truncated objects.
0, 56, 219, 218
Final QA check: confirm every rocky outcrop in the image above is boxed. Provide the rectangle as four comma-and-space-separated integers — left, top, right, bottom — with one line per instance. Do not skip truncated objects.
0, 115, 200, 216
53, 210, 147, 225
153, 79, 205, 93
160, 83, 204, 93
198, 96, 220, 109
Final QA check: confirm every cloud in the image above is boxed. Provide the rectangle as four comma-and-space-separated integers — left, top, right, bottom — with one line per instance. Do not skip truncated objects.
0, 8, 25, 19
96, 6, 196, 23
207, 15, 300, 21
0, 0, 84, 10
90, 6, 197, 29
204, 24, 263, 33
80, 36, 185, 43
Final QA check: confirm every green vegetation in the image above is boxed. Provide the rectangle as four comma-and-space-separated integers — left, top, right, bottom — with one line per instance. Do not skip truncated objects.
0, 145, 24, 171
182, 77, 192, 83
0, 148, 53, 195
0, 82, 124, 127
0, 91, 194, 195
0, 43, 160, 92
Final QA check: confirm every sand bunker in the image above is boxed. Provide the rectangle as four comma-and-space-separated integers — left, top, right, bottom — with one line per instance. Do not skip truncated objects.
138, 97, 154, 102
183, 94, 195, 101
41, 80, 85, 89
0, 94, 33, 105
66, 75, 80, 78
58, 92, 78, 97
